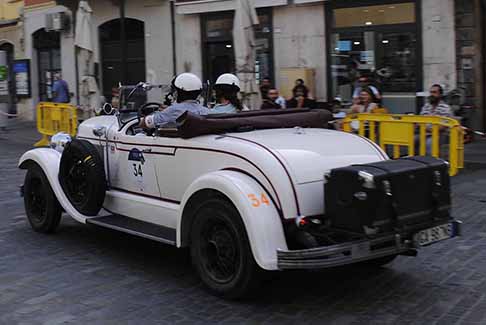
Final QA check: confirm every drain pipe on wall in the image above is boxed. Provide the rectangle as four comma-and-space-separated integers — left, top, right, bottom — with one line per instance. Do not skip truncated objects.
170, 0, 177, 76
120, 0, 127, 84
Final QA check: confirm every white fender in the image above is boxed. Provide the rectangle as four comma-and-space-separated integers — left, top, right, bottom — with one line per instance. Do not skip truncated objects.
18, 148, 89, 224
179, 170, 288, 270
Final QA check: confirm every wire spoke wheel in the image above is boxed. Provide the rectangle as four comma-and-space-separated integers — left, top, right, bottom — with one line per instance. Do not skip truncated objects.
201, 220, 239, 284
24, 164, 62, 233
27, 177, 47, 223
65, 159, 90, 205
190, 196, 262, 299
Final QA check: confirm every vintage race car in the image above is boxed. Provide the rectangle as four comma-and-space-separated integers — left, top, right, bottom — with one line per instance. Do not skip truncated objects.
19, 107, 462, 298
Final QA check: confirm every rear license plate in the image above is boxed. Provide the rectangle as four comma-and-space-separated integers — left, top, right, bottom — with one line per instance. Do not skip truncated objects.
414, 223, 453, 246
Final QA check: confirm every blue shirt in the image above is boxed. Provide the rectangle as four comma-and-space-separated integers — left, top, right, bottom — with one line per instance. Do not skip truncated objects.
52, 79, 70, 103
153, 100, 209, 127
275, 96, 286, 109
208, 103, 237, 114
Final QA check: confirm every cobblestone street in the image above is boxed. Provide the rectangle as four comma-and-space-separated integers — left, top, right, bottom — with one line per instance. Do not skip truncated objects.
1, 123, 486, 324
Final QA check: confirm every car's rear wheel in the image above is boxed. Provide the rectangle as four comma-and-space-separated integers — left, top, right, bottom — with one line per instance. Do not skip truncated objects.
24, 164, 62, 233
190, 197, 261, 299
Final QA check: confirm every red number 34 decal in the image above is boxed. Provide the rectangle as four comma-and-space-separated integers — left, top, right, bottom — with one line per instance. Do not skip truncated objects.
247, 193, 270, 207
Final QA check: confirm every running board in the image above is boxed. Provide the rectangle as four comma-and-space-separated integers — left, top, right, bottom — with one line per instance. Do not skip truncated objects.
86, 215, 176, 245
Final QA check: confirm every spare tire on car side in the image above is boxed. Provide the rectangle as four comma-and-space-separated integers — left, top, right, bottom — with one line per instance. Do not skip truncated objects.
59, 139, 106, 216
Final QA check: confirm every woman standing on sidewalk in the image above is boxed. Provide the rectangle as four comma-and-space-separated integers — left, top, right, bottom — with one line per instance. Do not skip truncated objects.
350, 87, 379, 113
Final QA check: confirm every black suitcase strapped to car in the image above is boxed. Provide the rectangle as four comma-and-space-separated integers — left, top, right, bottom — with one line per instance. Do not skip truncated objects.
324, 156, 451, 236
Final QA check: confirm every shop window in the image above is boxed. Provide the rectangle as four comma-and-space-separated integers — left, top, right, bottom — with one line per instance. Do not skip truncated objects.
202, 9, 274, 84
329, 2, 419, 113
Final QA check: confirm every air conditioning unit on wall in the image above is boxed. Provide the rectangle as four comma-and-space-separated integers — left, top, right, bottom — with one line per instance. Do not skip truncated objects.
45, 12, 70, 32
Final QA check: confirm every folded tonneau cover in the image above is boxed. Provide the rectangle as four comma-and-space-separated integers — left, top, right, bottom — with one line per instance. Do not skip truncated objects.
169, 109, 332, 139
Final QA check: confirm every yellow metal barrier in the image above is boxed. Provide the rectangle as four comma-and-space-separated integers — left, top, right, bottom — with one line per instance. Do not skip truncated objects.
35, 102, 78, 147
342, 113, 464, 176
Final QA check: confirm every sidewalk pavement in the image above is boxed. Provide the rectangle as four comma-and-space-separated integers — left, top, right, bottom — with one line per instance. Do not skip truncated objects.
1, 117, 486, 169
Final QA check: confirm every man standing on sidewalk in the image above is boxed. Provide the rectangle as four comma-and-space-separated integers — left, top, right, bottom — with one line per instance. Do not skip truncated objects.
420, 84, 452, 117
52, 72, 71, 103
416, 84, 453, 155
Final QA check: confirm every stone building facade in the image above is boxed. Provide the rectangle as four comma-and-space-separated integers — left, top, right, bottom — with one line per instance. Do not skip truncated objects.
455, 0, 485, 130
0, 0, 25, 118
6, 0, 486, 130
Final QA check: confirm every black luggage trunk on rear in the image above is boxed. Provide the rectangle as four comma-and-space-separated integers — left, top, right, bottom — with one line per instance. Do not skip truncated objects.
325, 156, 451, 235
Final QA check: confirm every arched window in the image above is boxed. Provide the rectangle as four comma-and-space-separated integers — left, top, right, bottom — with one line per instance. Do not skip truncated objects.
99, 18, 146, 101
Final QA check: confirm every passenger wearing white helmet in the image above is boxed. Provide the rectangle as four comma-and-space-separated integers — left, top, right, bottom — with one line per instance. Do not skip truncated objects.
209, 73, 247, 114
141, 73, 208, 128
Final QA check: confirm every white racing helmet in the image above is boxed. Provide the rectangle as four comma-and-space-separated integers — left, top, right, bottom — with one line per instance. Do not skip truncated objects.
173, 73, 203, 92
215, 73, 240, 91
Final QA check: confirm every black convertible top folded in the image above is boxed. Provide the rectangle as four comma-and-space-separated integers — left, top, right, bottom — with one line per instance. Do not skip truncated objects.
163, 108, 332, 139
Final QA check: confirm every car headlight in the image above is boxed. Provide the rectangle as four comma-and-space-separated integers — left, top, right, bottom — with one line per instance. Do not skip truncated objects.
50, 132, 72, 153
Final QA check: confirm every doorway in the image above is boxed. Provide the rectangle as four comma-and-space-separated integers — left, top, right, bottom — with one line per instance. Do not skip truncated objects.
201, 10, 274, 84
482, 0, 486, 129
205, 42, 234, 83
99, 18, 146, 102
0, 42, 16, 114
33, 29, 61, 102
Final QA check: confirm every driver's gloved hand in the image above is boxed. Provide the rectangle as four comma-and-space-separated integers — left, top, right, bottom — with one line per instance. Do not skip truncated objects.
141, 114, 156, 129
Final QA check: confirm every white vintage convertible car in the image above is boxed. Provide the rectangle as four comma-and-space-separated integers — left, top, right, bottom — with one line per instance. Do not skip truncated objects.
19, 104, 461, 298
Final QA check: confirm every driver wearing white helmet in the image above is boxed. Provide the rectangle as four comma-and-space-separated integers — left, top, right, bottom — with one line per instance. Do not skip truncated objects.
141, 73, 209, 128
209, 73, 245, 114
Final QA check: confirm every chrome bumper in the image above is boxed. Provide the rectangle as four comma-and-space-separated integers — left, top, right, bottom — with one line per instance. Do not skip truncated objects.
277, 220, 462, 270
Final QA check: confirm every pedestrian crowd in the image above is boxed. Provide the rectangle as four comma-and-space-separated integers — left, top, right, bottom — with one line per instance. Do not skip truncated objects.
259, 77, 316, 110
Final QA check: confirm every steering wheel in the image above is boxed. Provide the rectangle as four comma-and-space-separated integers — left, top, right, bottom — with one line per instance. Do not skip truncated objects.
138, 102, 164, 135
138, 102, 163, 121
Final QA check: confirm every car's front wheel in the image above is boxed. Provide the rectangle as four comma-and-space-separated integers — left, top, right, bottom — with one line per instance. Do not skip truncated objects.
24, 164, 62, 233
190, 197, 261, 299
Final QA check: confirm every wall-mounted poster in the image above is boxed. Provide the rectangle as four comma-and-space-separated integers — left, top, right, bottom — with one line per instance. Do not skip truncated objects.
0, 51, 8, 97
0, 64, 8, 96
13, 59, 31, 98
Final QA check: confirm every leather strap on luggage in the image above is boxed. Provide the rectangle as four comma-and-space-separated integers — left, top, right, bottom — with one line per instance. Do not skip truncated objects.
402, 157, 442, 220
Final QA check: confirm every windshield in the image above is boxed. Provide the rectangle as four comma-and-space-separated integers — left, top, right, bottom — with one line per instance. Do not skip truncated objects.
118, 111, 138, 127
115, 83, 170, 128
